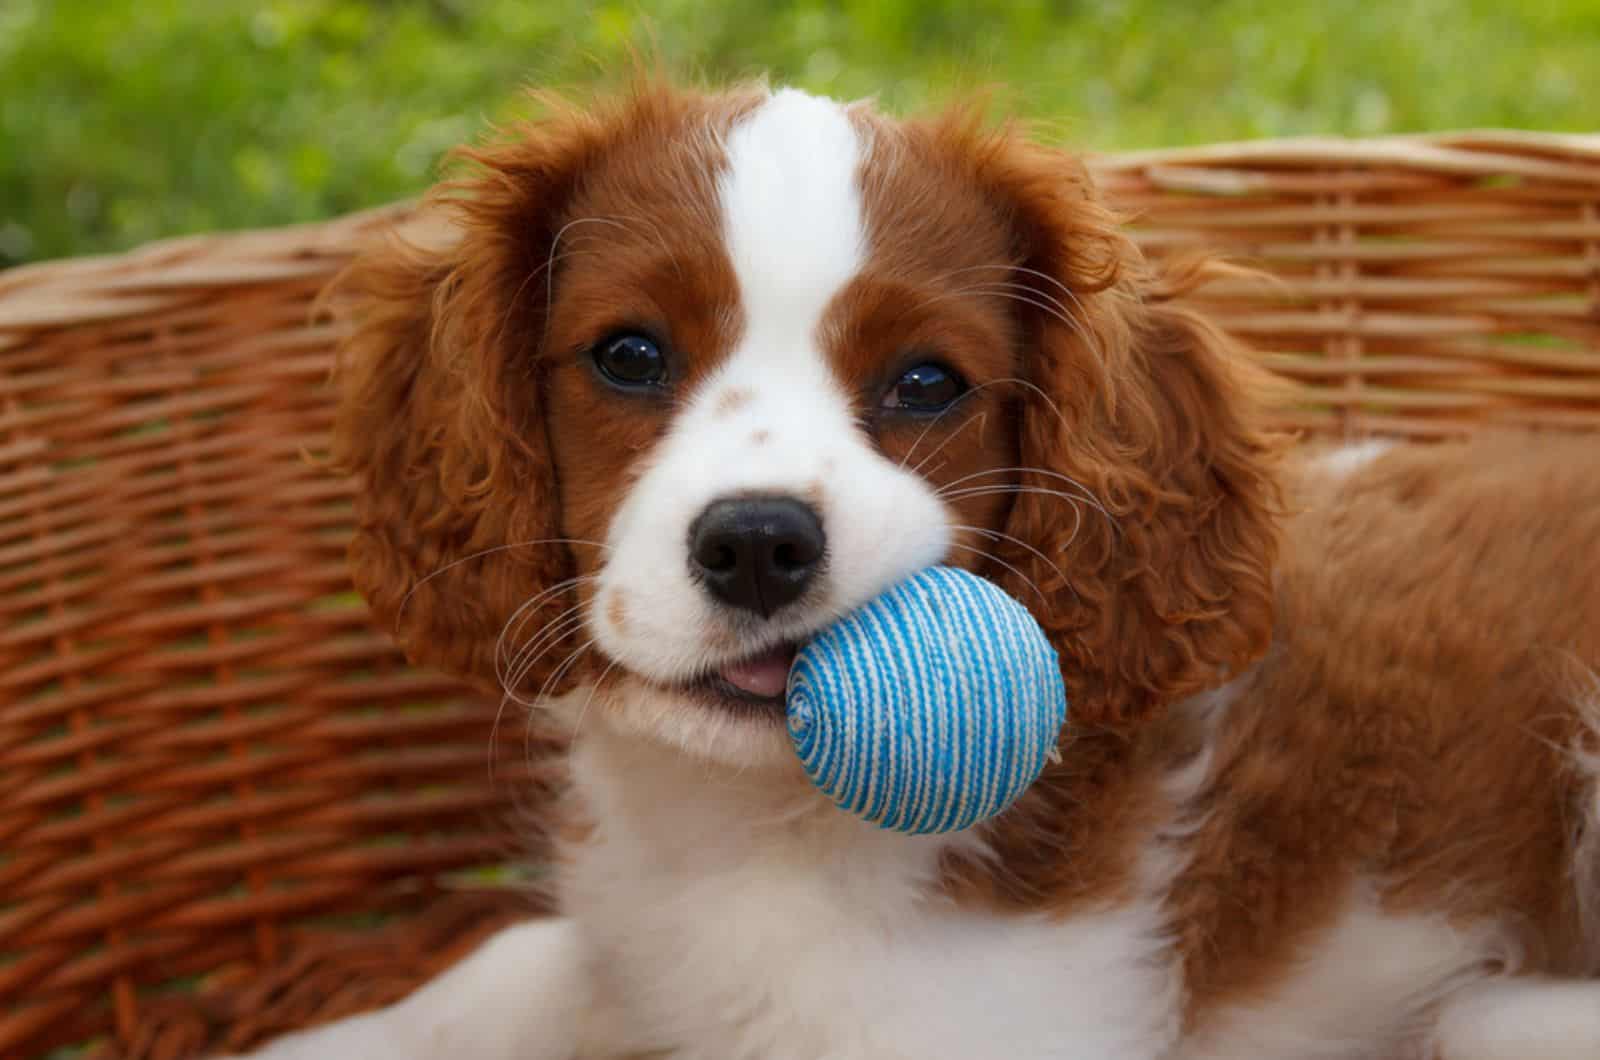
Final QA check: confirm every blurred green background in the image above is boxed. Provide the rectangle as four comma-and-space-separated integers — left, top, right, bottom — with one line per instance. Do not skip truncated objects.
3, 0, 1597, 267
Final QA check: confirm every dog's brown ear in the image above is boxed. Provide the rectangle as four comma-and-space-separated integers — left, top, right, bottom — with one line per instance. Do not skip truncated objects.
327, 92, 631, 696
329, 214, 577, 697
966, 133, 1283, 729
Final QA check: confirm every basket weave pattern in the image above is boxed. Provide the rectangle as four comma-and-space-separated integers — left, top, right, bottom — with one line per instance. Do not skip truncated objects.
1097, 131, 1600, 435
2, 132, 1598, 1059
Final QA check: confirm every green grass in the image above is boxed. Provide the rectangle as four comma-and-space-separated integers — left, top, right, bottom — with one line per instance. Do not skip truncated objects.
4, 0, 1597, 267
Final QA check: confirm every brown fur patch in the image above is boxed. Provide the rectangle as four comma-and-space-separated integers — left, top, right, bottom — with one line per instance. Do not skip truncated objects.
606, 590, 628, 635
1168, 434, 1600, 1026
750, 429, 770, 446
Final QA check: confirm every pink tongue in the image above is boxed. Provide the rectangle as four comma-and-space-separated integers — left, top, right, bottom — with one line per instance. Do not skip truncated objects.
720, 644, 797, 699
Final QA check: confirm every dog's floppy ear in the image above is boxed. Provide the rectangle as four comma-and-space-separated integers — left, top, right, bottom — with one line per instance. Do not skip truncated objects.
328, 99, 619, 697
970, 132, 1284, 730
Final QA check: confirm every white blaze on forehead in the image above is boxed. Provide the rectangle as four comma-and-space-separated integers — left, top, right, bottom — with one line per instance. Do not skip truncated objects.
717, 88, 866, 377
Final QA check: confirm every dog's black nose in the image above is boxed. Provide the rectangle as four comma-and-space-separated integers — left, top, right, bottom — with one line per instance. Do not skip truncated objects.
689, 497, 825, 618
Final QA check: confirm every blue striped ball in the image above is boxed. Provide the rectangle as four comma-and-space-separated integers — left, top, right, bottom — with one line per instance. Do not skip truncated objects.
785, 565, 1068, 834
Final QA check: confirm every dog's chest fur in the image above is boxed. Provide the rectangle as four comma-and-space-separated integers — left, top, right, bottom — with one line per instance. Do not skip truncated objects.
563, 728, 1185, 1060
561, 687, 1536, 1060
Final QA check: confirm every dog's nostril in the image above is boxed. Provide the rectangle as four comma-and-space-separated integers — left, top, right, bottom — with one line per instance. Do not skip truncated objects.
688, 497, 826, 618
772, 542, 805, 570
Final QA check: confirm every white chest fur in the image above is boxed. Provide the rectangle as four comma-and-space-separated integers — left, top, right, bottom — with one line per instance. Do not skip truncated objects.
564, 730, 1185, 1060
228, 706, 1535, 1060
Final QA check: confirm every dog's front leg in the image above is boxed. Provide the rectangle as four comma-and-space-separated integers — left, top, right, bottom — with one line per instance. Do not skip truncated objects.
223, 917, 598, 1060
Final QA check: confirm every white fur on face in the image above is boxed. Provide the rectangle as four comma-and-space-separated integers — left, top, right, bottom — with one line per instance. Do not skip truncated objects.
585, 88, 950, 756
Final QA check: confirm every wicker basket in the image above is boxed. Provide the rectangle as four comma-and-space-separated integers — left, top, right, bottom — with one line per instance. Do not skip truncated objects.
3, 130, 1598, 1060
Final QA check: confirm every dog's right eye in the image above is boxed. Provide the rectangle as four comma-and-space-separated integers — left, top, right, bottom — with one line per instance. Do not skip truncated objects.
881, 361, 965, 413
593, 333, 667, 389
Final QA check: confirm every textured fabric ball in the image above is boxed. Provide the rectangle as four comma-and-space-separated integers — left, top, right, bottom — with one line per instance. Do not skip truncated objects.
785, 565, 1068, 834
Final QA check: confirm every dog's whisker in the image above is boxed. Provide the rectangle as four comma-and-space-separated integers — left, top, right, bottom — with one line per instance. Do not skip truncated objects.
898, 374, 1070, 472
498, 599, 591, 686
939, 483, 1088, 508
948, 523, 1068, 585
535, 214, 663, 348
493, 576, 599, 675
944, 541, 1050, 604
939, 464, 1095, 498
940, 486, 1088, 552
985, 375, 1074, 441
933, 262, 1083, 308
940, 482, 1093, 508
532, 637, 598, 707
906, 411, 989, 477
962, 285, 1096, 352
508, 244, 603, 351
915, 275, 1100, 362
896, 383, 1002, 472
545, 216, 632, 314
936, 466, 1119, 533
951, 278, 1077, 326
501, 614, 587, 692
501, 609, 590, 689
492, 629, 581, 739
932, 262, 1099, 348
401, 544, 606, 626
499, 586, 595, 663
899, 280, 1074, 326
499, 603, 570, 681
965, 263, 1096, 326
488, 603, 589, 771
502, 632, 594, 710
1007, 263, 1090, 312
898, 279, 1095, 370
494, 575, 599, 658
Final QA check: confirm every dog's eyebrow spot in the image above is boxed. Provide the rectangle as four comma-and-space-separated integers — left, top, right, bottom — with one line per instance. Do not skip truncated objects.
750, 429, 770, 446
606, 591, 628, 634
715, 388, 754, 417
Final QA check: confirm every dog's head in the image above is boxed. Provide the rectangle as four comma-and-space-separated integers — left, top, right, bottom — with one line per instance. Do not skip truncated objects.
332, 82, 1280, 767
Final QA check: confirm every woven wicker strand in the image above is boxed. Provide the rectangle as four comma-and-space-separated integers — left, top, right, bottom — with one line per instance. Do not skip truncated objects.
2, 130, 1598, 1060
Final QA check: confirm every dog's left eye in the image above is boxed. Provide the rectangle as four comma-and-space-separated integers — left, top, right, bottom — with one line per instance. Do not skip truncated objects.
593, 333, 667, 388
881, 362, 966, 412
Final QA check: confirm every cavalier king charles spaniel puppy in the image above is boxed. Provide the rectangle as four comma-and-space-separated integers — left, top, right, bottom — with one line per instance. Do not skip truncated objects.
232, 81, 1600, 1060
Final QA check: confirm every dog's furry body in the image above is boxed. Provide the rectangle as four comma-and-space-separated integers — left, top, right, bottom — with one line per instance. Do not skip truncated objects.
231, 84, 1600, 1059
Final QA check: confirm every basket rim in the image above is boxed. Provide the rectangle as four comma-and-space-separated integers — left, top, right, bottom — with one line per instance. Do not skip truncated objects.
1088, 127, 1600, 173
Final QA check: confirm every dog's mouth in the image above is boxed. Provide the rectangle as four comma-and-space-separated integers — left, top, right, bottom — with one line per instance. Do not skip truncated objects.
680, 641, 800, 716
